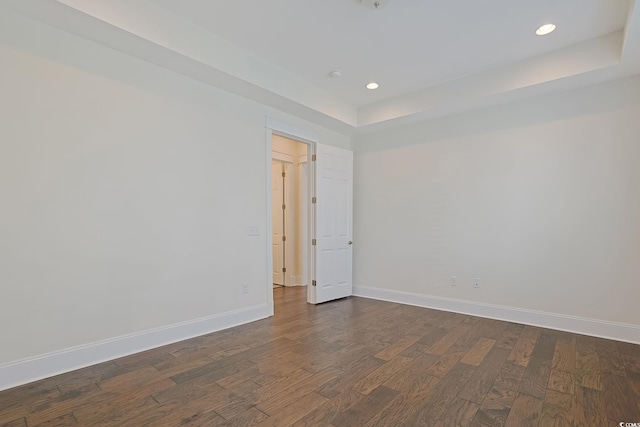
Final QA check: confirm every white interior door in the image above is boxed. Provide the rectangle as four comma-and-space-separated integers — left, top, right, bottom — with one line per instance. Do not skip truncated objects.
313, 143, 353, 303
272, 161, 284, 285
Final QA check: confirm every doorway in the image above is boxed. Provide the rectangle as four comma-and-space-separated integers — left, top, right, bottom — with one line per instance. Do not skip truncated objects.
265, 118, 354, 314
271, 135, 310, 293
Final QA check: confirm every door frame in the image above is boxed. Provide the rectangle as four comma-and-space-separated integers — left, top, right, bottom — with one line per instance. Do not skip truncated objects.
265, 118, 317, 315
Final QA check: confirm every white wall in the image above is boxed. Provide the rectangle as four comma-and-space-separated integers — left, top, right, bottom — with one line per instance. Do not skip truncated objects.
353, 76, 640, 328
0, 14, 349, 370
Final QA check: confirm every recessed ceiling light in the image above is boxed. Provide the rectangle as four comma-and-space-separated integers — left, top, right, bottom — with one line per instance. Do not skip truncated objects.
536, 23, 556, 36
366, 82, 379, 90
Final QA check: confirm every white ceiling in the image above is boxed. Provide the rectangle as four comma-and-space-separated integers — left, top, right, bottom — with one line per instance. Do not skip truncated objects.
151, 0, 631, 107
2, 0, 639, 134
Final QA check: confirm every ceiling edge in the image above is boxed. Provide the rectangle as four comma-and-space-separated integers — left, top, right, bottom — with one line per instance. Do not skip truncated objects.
2, 0, 639, 137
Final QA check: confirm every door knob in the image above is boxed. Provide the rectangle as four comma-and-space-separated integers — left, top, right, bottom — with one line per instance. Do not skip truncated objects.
348, 241, 353, 245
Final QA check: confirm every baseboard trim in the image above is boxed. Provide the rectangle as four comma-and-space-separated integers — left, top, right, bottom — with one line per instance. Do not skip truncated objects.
353, 285, 640, 345
0, 303, 270, 392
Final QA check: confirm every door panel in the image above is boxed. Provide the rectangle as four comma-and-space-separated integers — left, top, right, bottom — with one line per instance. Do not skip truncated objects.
272, 161, 284, 285
314, 144, 353, 303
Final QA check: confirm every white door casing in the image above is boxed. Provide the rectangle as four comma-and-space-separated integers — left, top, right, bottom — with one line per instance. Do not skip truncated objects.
298, 159, 309, 287
313, 143, 353, 303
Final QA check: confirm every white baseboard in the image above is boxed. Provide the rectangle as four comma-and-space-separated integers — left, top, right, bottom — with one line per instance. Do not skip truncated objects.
353, 285, 640, 345
0, 303, 270, 392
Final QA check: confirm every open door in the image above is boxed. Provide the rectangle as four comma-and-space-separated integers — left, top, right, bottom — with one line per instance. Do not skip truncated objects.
272, 161, 285, 286
312, 143, 353, 304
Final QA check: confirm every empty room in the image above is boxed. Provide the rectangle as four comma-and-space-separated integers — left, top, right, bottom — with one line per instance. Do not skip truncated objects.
1, 1, 640, 426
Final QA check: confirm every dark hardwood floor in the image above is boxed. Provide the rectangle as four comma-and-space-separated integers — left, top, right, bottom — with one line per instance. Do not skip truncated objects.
1, 287, 639, 426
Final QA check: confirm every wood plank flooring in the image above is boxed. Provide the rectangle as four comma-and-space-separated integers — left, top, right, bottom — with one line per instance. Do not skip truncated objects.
1, 287, 639, 426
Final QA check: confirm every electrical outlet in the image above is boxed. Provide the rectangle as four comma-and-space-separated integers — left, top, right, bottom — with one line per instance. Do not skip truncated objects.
241, 283, 249, 294
247, 226, 260, 236
473, 278, 480, 288
450, 276, 457, 286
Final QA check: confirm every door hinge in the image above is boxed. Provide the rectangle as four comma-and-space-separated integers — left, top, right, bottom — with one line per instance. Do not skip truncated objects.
311, 197, 316, 204
282, 204, 286, 210
312, 280, 317, 286
282, 267, 287, 273
282, 235, 286, 242
312, 154, 317, 161
312, 239, 316, 246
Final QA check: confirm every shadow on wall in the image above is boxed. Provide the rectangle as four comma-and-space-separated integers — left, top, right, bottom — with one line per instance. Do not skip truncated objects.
0, 9, 265, 120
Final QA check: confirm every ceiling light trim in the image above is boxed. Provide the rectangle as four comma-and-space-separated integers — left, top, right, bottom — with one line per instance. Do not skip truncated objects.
536, 23, 557, 36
